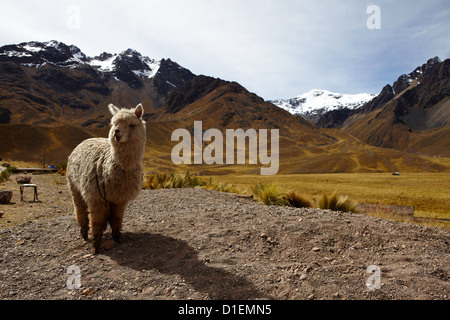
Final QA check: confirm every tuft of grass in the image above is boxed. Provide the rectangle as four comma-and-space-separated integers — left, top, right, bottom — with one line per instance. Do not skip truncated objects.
284, 191, 313, 208
143, 171, 240, 194
318, 191, 359, 213
143, 171, 207, 190
252, 183, 287, 206
251, 183, 312, 208
205, 181, 239, 194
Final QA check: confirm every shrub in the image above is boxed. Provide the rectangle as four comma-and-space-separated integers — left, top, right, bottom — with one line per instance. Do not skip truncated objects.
56, 162, 67, 176
318, 191, 359, 212
0, 164, 16, 183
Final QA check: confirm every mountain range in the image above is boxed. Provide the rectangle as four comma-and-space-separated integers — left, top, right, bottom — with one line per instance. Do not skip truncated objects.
0, 40, 449, 173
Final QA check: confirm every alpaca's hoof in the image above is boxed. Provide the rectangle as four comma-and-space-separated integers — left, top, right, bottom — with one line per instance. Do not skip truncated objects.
92, 240, 102, 254
80, 228, 89, 242
112, 233, 121, 244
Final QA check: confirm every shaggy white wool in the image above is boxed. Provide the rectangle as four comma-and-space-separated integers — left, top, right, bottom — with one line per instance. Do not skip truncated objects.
67, 103, 146, 252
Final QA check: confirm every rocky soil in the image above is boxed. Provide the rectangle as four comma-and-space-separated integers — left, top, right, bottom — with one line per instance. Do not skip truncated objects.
0, 174, 449, 300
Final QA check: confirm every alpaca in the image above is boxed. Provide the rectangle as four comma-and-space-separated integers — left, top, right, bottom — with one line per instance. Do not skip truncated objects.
67, 103, 146, 254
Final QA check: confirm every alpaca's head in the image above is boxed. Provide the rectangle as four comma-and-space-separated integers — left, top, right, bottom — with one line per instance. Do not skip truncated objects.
108, 103, 146, 144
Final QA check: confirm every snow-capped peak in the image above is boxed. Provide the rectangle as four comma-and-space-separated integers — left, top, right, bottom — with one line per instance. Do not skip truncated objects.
88, 49, 160, 79
271, 89, 376, 123
0, 41, 161, 80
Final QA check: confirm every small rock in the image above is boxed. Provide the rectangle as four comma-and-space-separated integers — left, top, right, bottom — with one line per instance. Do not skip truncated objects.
312, 247, 321, 252
300, 273, 307, 280
308, 294, 315, 300
15, 175, 32, 184
0, 212, 4, 218
0, 191, 12, 204
82, 287, 96, 296
102, 240, 116, 251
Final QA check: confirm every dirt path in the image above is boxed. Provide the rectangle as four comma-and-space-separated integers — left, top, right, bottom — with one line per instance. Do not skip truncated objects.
0, 174, 449, 300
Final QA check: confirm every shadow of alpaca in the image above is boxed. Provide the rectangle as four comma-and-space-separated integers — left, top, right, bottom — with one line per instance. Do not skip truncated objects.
104, 232, 272, 300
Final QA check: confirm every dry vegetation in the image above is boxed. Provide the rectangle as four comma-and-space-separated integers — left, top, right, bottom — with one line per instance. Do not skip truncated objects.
2, 158, 449, 230
207, 172, 450, 229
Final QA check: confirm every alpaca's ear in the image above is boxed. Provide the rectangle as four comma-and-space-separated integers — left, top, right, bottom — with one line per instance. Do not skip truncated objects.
108, 104, 120, 115
135, 103, 144, 119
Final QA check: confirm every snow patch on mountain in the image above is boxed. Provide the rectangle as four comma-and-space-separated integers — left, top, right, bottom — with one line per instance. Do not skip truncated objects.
271, 89, 376, 123
89, 54, 117, 72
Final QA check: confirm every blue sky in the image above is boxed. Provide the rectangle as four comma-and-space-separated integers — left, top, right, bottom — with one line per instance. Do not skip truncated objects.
1, 0, 449, 100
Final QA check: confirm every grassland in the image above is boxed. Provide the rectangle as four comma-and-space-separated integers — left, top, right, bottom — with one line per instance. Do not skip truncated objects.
210, 172, 450, 222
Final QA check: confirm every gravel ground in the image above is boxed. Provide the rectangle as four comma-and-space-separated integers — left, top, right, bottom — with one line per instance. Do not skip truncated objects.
0, 174, 449, 300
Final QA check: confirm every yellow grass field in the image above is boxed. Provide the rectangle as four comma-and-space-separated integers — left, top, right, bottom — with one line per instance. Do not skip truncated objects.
210, 172, 450, 224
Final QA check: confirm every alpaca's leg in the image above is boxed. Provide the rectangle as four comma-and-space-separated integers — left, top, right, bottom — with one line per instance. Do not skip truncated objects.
76, 205, 89, 242
110, 202, 127, 244
68, 183, 89, 241
90, 206, 108, 254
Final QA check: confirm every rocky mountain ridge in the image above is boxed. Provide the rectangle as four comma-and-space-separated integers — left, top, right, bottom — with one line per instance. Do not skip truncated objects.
316, 56, 444, 129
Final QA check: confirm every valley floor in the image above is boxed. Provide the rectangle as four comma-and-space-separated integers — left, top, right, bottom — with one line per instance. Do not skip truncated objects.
211, 172, 450, 227
0, 174, 449, 300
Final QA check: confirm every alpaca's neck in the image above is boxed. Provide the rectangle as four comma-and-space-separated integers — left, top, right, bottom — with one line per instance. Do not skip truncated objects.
111, 140, 145, 170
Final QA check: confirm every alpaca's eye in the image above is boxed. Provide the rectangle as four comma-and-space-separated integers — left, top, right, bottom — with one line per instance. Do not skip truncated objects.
129, 124, 136, 128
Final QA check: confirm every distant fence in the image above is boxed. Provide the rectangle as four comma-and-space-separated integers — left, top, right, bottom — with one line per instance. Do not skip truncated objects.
357, 203, 415, 216
15, 168, 57, 174
358, 203, 449, 224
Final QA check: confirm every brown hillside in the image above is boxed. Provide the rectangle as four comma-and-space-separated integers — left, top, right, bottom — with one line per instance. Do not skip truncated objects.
1, 42, 449, 173
345, 59, 450, 158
